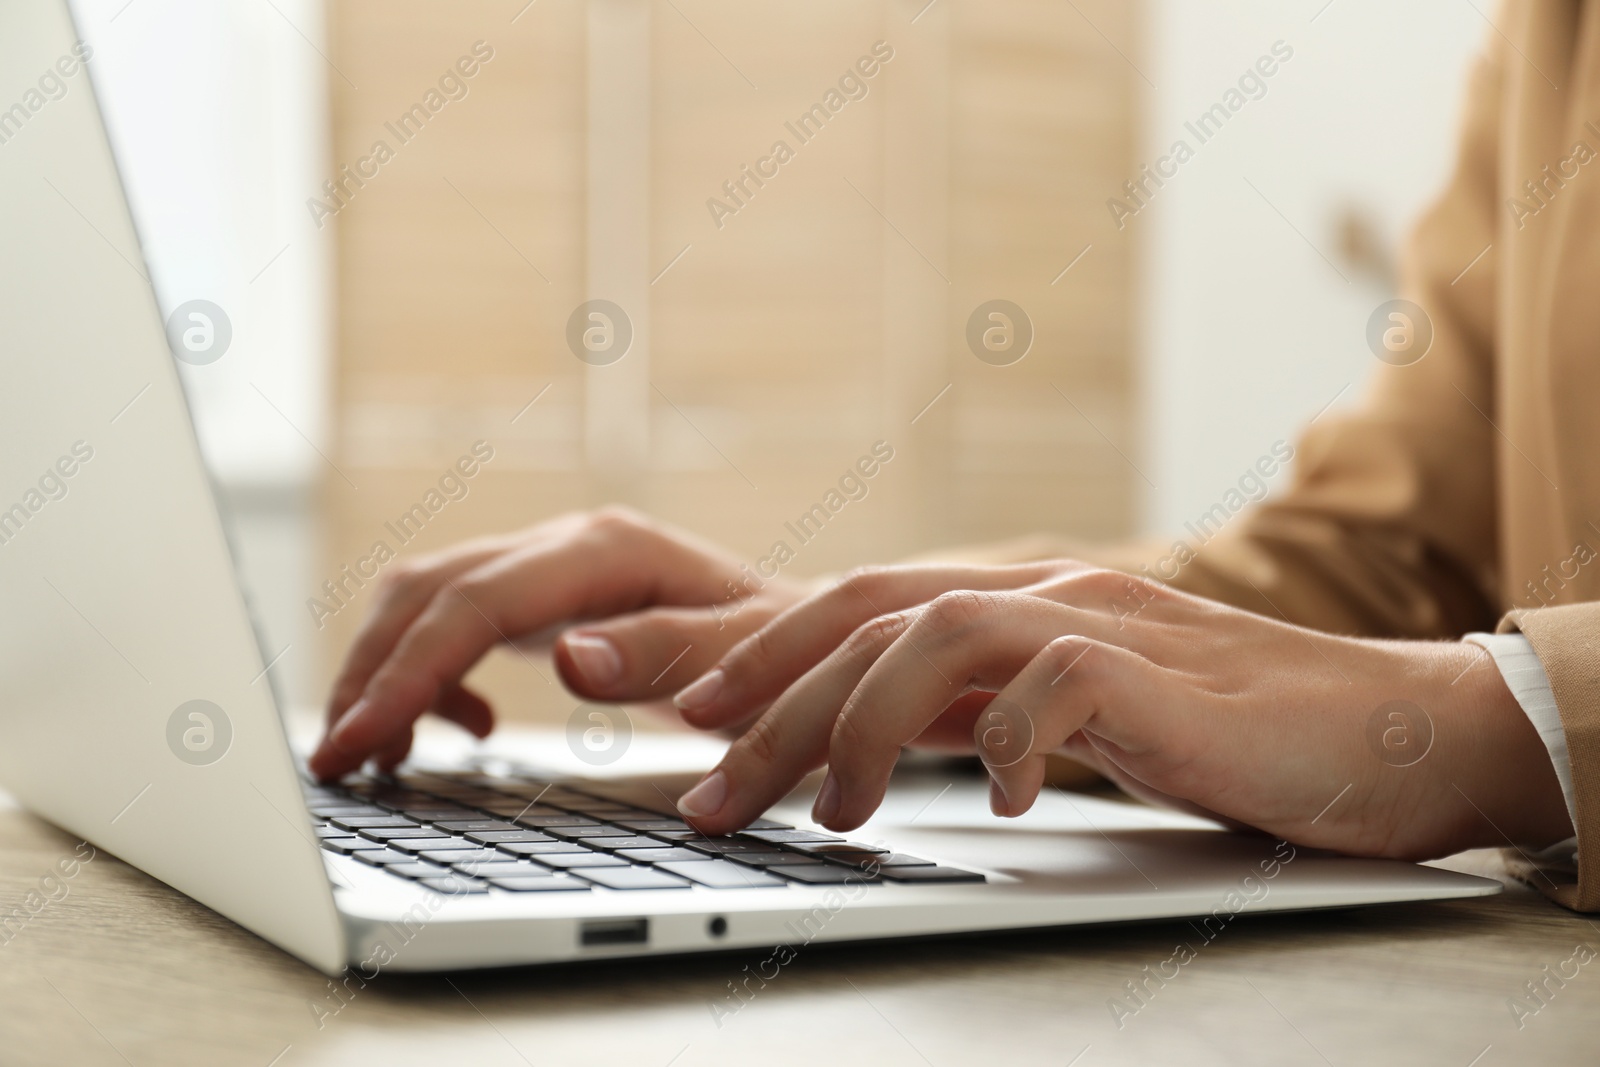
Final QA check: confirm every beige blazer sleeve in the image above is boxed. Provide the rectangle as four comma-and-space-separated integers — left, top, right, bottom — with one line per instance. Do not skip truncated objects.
1499, 605, 1600, 911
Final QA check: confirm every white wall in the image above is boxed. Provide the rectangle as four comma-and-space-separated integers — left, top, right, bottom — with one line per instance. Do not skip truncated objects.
1138, 0, 1484, 534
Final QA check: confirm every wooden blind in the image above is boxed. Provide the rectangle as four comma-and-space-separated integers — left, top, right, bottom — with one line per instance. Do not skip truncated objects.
321, 0, 1139, 724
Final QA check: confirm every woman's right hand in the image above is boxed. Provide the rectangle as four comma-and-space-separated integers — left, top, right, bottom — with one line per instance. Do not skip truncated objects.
307, 507, 807, 780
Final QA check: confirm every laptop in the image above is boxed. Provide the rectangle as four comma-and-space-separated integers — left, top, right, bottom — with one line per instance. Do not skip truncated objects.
0, 0, 1500, 976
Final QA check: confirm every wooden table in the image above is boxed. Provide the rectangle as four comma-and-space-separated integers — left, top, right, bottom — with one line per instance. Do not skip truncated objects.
2, 792, 1596, 1067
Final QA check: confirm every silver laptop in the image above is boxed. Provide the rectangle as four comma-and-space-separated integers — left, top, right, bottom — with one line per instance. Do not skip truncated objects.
0, 0, 1499, 976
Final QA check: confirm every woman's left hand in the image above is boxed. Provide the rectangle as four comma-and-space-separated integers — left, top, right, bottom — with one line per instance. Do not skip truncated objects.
671, 564, 1572, 861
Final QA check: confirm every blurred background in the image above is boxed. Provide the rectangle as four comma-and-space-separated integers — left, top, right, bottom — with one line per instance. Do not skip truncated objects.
69, 0, 1482, 727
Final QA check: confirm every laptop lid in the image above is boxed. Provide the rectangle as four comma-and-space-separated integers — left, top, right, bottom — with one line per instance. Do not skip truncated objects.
0, 0, 345, 973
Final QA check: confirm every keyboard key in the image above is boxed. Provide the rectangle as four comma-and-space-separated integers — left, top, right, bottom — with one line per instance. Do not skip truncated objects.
766, 865, 882, 885
353, 849, 429, 866
656, 860, 787, 889
308, 804, 387, 818
450, 860, 547, 879
321, 837, 385, 854
820, 853, 935, 871
493, 840, 589, 857
475, 801, 557, 817
488, 876, 592, 893
358, 827, 450, 842
746, 818, 794, 830
742, 829, 842, 845
419, 876, 489, 894
384, 862, 454, 880
490, 783, 560, 800
387, 836, 473, 854
880, 866, 986, 884
408, 848, 501, 864
331, 815, 419, 831
543, 824, 631, 840
465, 829, 559, 845
682, 838, 769, 855
492, 804, 565, 818
726, 851, 823, 868
515, 814, 602, 828
432, 820, 521, 833
314, 825, 349, 838
576, 867, 692, 890
785, 840, 890, 856
612, 818, 693, 832
568, 806, 637, 819
532, 852, 630, 868
613, 847, 707, 864
400, 807, 482, 821
577, 835, 663, 851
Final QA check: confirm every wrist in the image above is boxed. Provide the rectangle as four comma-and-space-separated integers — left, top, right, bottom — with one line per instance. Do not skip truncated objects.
1437, 643, 1573, 852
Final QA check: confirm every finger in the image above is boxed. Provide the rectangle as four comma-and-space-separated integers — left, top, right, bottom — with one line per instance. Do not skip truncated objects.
979, 637, 1170, 816
373, 730, 414, 775
311, 512, 738, 780
673, 562, 1062, 728
675, 611, 916, 836
325, 536, 513, 727
433, 682, 495, 738
820, 591, 1116, 831
554, 599, 783, 703
907, 690, 995, 752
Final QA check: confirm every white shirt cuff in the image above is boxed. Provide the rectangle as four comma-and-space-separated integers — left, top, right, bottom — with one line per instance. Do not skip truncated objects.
1463, 632, 1578, 859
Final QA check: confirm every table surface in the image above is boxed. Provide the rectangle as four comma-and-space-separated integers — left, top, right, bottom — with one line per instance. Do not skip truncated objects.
3, 789, 1598, 1067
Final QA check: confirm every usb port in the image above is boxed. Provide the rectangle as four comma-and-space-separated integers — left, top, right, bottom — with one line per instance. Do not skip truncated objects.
579, 918, 649, 947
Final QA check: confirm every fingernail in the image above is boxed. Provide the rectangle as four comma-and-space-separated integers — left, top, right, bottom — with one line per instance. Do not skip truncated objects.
673, 668, 724, 711
565, 634, 622, 687
327, 699, 369, 748
677, 770, 727, 818
813, 771, 841, 824
989, 777, 1008, 817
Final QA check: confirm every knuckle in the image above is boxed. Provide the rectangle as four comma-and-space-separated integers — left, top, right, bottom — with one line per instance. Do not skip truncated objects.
838, 564, 893, 601
830, 705, 870, 755
1039, 635, 1100, 683
728, 624, 778, 676
840, 612, 909, 662
447, 570, 499, 611
738, 715, 783, 767
376, 560, 423, 600
588, 504, 647, 538
1063, 567, 1131, 600
921, 589, 1001, 636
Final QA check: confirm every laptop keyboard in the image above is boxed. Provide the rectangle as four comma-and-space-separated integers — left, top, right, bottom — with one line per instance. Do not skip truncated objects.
306, 771, 985, 894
